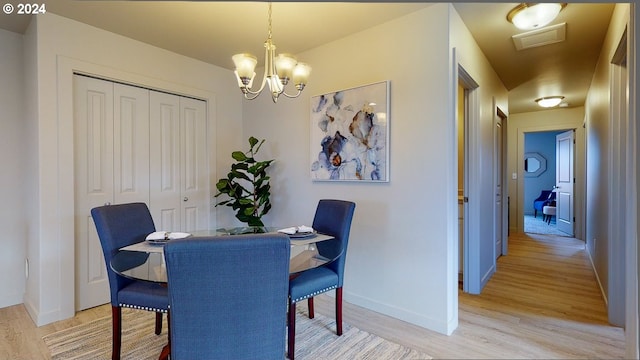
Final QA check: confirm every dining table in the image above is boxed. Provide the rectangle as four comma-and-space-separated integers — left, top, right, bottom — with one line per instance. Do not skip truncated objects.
110, 226, 339, 360
111, 227, 339, 284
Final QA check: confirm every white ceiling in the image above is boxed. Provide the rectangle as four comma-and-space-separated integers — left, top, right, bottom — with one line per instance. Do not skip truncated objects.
0, 1, 615, 114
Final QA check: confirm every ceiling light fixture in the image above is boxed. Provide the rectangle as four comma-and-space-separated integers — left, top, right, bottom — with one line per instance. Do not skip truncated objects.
232, 2, 311, 103
535, 96, 565, 108
507, 3, 567, 30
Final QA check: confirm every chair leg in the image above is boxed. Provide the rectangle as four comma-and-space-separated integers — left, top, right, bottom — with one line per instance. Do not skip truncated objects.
534, 209, 537, 218
336, 287, 343, 336
159, 312, 171, 360
307, 297, 315, 319
111, 306, 122, 360
288, 302, 296, 360
155, 312, 163, 335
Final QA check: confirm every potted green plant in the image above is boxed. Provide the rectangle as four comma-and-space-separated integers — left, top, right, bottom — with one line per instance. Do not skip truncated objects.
214, 136, 274, 228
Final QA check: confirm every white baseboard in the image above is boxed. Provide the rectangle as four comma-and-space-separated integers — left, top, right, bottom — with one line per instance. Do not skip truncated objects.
344, 290, 453, 335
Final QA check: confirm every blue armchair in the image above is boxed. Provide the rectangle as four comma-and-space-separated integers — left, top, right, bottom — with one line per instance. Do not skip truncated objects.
164, 234, 291, 360
533, 190, 556, 218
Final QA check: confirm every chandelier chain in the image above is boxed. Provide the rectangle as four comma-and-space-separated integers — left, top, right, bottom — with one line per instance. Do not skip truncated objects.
267, 2, 272, 40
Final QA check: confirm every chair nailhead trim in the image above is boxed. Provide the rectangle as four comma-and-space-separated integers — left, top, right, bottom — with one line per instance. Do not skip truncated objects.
292, 285, 337, 303
120, 303, 168, 313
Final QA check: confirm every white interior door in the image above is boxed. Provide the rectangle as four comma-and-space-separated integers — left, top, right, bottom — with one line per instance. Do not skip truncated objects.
180, 97, 208, 232
75, 76, 151, 311
113, 83, 150, 204
149, 91, 182, 231
555, 130, 574, 235
74, 75, 113, 311
149, 92, 208, 232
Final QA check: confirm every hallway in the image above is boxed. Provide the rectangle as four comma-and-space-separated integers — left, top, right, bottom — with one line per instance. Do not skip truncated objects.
314, 231, 625, 358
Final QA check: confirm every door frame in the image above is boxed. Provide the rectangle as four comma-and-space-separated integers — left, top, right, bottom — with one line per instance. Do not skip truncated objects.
457, 64, 481, 294
516, 123, 585, 240
496, 106, 508, 256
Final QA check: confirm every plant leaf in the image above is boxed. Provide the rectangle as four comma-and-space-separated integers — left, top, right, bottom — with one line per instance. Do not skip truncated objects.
232, 151, 248, 161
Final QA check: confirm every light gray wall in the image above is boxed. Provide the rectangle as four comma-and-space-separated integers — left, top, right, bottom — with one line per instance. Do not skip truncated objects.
584, 3, 631, 329
239, 3, 507, 335
0, 28, 26, 308
450, 5, 509, 294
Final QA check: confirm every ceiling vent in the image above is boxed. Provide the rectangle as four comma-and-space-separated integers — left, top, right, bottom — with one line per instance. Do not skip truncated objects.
512, 23, 566, 51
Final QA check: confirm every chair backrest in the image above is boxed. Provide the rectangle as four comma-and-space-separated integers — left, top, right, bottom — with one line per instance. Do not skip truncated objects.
90, 202, 156, 305
164, 234, 291, 360
535, 190, 552, 201
312, 199, 356, 287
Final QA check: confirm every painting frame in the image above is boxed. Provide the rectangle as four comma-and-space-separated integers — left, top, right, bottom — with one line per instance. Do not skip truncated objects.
309, 80, 390, 182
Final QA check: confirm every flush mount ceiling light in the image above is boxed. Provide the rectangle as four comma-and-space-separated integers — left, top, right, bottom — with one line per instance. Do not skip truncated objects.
507, 3, 567, 30
232, 2, 311, 103
535, 96, 565, 108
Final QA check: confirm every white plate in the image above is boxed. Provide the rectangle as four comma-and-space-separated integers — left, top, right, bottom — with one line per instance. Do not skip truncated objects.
288, 231, 317, 239
146, 239, 169, 245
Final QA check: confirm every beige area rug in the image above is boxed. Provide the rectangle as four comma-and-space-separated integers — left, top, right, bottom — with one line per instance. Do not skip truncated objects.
43, 308, 432, 359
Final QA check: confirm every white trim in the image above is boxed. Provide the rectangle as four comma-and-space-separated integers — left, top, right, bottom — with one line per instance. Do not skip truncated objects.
625, 3, 638, 358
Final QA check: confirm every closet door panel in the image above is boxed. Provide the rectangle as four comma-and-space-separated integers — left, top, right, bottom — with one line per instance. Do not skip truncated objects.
74, 75, 113, 311
180, 97, 208, 232
150, 91, 181, 231
113, 83, 150, 205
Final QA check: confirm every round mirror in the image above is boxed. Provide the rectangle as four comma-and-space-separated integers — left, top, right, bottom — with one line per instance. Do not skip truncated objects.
524, 152, 546, 177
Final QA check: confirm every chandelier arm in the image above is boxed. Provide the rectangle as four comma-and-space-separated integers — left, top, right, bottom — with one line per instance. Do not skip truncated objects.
240, 78, 267, 96
237, 45, 271, 97
280, 89, 303, 99
242, 91, 264, 101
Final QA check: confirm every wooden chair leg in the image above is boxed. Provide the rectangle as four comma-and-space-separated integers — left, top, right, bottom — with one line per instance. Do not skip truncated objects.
308, 297, 315, 319
288, 302, 296, 360
159, 312, 171, 360
336, 287, 343, 336
111, 306, 122, 360
155, 312, 163, 335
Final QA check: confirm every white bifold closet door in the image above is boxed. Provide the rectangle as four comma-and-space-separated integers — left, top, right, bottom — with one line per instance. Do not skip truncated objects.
74, 76, 151, 310
149, 91, 208, 232
73, 75, 208, 311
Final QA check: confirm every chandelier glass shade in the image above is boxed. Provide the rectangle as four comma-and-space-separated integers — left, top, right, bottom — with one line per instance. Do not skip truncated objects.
232, 3, 311, 103
507, 3, 567, 30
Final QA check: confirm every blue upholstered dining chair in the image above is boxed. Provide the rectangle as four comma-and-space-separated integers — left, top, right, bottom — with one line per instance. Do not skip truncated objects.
90, 202, 169, 360
164, 233, 291, 360
287, 199, 356, 360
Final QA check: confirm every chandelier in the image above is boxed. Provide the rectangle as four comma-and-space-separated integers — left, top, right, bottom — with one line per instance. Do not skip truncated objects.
232, 3, 311, 103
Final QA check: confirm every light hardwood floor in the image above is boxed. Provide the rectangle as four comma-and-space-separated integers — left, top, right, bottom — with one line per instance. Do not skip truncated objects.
0, 232, 626, 359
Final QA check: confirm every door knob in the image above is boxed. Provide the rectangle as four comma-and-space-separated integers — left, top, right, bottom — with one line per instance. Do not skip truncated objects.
104, 202, 111, 206
183, 197, 188, 202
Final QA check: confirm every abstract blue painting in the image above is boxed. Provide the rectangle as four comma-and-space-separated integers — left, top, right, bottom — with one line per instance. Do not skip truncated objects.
310, 81, 389, 182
